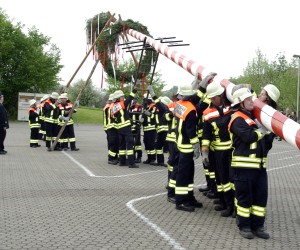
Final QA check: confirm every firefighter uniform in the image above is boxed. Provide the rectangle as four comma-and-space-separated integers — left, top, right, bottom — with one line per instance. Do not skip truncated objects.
43, 92, 61, 151
38, 94, 49, 141
110, 89, 139, 168
57, 93, 79, 151
28, 99, 41, 148
228, 87, 270, 239
174, 84, 203, 212
129, 101, 143, 163
152, 97, 169, 166
104, 94, 118, 164
202, 99, 234, 216
141, 95, 157, 164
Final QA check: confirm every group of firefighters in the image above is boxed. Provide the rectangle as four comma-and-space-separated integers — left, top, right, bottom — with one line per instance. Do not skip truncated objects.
103, 74, 281, 240
28, 92, 79, 151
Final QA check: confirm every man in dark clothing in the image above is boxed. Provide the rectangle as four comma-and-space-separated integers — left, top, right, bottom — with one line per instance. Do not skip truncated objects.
0, 92, 9, 154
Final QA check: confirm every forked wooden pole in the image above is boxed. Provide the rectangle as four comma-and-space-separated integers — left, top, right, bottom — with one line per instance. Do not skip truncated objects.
63, 13, 115, 92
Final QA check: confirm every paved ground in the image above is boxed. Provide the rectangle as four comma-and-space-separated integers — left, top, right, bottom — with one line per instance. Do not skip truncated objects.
0, 122, 300, 250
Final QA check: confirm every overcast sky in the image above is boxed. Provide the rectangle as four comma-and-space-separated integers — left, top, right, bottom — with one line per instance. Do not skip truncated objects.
1, 0, 299, 90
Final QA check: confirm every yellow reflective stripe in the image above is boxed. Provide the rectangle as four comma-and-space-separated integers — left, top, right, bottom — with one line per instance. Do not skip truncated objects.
250, 141, 257, 150
232, 156, 261, 163
149, 150, 156, 155
202, 139, 210, 147
127, 150, 134, 155
214, 145, 232, 150
156, 149, 163, 154
188, 184, 194, 191
237, 205, 251, 218
169, 179, 176, 188
143, 125, 156, 131
231, 182, 235, 191
255, 130, 263, 141
167, 164, 173, 172
209, 172, 215, 179
175, 186, 189, 195
251, 205, 266, 217
204, 169, 209, 176
119, 150, 126, 156
222, 182, 232, 192
231, 162, 260, 168
217, 185, 223, 192
190, 137, 198, 144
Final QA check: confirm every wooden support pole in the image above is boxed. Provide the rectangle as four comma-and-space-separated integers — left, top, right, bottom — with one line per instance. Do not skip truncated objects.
51, 60, 100, 151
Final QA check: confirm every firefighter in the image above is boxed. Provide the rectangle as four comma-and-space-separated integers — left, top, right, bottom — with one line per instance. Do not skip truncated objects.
57, 93, 79, 151
228, 87, 271, 239
141, 93, 157, 164
191, 73, 217, 197
28, 99, 41, 148
38, 94, 49, 141
202, 82, 234, 217
43, 92, 62, 151
104, 94, 119, 165
147, 87, 169, 167
173, 83, 203, 212
129, 98, 143, 163
0, 92, 9, 154
110, 88, 139, 168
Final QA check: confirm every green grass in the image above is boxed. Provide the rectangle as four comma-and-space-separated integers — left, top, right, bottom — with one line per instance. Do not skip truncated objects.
72, 106, 103, 124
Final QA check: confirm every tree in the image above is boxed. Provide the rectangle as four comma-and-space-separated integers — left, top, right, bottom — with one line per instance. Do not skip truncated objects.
67, 79, 104, 107
232, 48, 298, 111
0, 10, 63, 117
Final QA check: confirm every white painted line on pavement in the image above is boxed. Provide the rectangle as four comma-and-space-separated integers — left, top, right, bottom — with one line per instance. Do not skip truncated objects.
62, 151, 96, 176
126, 193, 185, 250
92, 170, 164, 178
267, 163, 299, 171
62, 151, 165, 177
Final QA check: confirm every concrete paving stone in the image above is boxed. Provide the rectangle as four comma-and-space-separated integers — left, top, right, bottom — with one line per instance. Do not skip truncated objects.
1, 123, 300, 249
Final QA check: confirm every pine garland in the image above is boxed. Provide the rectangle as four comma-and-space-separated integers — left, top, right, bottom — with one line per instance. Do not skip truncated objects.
86, 12, 155, 82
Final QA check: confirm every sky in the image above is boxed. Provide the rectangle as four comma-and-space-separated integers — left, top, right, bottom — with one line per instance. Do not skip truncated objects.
0, 0, 299, 91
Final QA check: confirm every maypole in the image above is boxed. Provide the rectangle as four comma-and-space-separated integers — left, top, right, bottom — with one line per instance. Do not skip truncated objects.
125, 28, 300, 150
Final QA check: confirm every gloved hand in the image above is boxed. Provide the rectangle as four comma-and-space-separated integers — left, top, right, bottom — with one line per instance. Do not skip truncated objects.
200, 72, 217, 89
191, 73, 201, 90
36, 108, 40, 114
193, 142, 200, 159
201, 147, 209, 166
143, 110, 151, 117
148, 85, 155, 97
139, 117, 144, 123
256, 127, 267, 137
54, 99, 61, 106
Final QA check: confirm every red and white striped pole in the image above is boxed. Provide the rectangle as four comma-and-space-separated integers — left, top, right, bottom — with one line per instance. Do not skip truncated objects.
126, 28, 300, 150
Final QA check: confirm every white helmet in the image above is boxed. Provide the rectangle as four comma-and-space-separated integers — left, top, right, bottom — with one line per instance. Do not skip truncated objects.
178, 84, 195, 96
231, 87, 253, 106
50, 92, 59, 99
263, 84, 280, 103
40, 94, 50, 102
108, 94, 114, 101
29, 99, 36, 107
59, 93, 68, 99
113, 90, 124, 99
206, 82, 224, 98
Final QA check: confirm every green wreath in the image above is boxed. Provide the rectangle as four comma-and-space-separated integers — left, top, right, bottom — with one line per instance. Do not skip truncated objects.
86, 12, 156, 82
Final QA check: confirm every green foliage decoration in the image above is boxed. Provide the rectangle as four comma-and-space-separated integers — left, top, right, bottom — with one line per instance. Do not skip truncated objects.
86, 12, 155, 82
